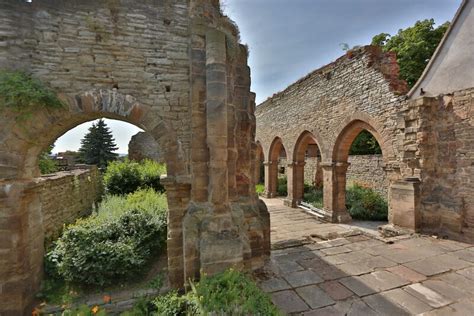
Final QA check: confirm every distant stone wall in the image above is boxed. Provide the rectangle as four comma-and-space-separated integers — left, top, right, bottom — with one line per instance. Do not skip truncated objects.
347, 155, 388, 195
39, 167, 103, 240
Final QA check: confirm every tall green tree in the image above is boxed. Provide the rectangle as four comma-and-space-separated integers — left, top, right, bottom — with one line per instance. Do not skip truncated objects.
372, 19, 449, 87
78, 119, 118, 169
349, 130, 382, 155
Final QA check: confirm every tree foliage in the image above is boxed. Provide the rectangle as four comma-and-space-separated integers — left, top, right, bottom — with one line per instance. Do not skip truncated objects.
349, 130, 382, 155
78, 119, 118, 169
372, 19, 449, 87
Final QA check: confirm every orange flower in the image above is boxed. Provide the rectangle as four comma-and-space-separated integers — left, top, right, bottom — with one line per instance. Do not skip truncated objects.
91, 306, 99, 314
32, 308, 40, 316
103, 295, 112, 304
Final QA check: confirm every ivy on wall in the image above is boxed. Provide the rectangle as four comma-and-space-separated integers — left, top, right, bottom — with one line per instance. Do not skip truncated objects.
0, 70, 64, 119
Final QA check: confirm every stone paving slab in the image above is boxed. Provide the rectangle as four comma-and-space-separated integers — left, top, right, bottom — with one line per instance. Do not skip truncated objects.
271, 290, 309, 314
258, 198, 474, 315
295, 285, 335, 309
380, 288, 432, 314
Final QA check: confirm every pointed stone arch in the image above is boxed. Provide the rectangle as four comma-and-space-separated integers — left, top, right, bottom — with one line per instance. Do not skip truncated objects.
264, 137, 287, 198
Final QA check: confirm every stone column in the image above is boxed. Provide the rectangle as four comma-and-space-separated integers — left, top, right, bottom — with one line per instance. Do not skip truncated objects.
284, 161, 305, 208
390, 178, 421, 231
322, 162, 352, 223
315, 156, 323, 188
162, 178, 191, 288
206, 29, 228, 206
263, 161, 277, 198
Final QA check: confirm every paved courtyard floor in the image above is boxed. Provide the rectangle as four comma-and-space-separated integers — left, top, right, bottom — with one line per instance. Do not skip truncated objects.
258, 198, 474, 315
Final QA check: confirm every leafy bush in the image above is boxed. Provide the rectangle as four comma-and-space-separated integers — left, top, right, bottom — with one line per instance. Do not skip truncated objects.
138, 159, 166, 193
303, 186, 324, 209
277, 176, 287, 196
153, 291, 197, 316
346, 184, 388, 221
104, 159, 166, 195
39, 153, 58, 174
45, 190, 167, 286
190, 269, 281, 315
151, 269, 280, 316
255, 183, 265, 195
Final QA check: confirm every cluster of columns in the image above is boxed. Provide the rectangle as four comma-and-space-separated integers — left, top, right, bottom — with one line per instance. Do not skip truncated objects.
262, 159, 352, 223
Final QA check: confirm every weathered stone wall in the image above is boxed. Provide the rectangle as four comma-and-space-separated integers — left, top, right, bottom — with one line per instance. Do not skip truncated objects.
128, 132, 164, 163
347, 155, 388, 195
397, 88, 474, 241
256, 46, 407, 217
301, 155, 388, 195
0, 1, 269, 314
39, 167, 102, 241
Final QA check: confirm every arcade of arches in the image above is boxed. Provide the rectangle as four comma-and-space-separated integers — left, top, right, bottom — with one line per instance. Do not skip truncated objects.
256, 46, 474, 246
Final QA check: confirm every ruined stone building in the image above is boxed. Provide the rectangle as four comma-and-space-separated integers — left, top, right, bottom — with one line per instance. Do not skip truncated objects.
256, 0, 473, 241
0, 1, 269, 314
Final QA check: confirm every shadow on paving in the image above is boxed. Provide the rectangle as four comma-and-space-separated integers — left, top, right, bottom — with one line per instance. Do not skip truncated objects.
256, 198, 474, 316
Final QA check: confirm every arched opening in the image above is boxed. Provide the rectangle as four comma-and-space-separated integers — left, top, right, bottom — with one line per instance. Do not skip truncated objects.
287, 131, 323, 208
265, 137, 288, 198
332, 120, 389, 224
0, 89, 188, 311
255, 142, 265, 195
32, 117, 173, 302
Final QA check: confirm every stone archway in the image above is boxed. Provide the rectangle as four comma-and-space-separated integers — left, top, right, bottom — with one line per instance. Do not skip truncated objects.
264, 137, 287, 198
327, 117, 391, 222
0, 1, 271, 313
0, 89, 189, 314
285, 131, 325, 207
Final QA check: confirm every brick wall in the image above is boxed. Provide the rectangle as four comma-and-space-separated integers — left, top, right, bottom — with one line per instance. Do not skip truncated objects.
38, 167, 103, 240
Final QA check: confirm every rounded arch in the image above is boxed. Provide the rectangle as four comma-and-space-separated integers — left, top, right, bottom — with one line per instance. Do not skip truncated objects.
332, 113, 393, 162
293, 130, 325, 162
0, 89, 185, 180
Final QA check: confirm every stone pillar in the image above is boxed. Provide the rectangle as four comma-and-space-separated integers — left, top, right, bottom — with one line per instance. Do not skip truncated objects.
315, 157, 323, 188
284, 161, 305, 208
0, 180, 43, 315
263, 161, 277, 198
390, 178, 421, 231
206, 29, 228, 206
322, 162, 352, 223
162, 178, 191, 289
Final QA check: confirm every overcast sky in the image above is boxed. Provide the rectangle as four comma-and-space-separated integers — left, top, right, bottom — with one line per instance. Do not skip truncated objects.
54, 0, 461, 154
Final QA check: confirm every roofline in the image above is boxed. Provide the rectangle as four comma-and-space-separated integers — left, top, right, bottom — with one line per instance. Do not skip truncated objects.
408, 0, 469, 98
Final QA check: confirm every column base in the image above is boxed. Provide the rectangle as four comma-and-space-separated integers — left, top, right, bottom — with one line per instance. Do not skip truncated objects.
284, 198, 300, 208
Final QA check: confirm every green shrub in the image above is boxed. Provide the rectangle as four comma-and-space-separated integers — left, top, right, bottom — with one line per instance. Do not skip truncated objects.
190, 269, 281, 315
104, 159, 166, 195
45, 190, 168, 286
103, 159, 141, 195
138, 159, 166, 193
277, 176, 287, 196
153, 291, 197, 316
255, 183, 265, 195
303, 186, 324, 209
346, 184, 388, 221
150, 270, 280, 316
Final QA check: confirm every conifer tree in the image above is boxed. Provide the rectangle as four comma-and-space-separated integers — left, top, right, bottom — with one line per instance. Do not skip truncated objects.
78, 119, 118, 169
